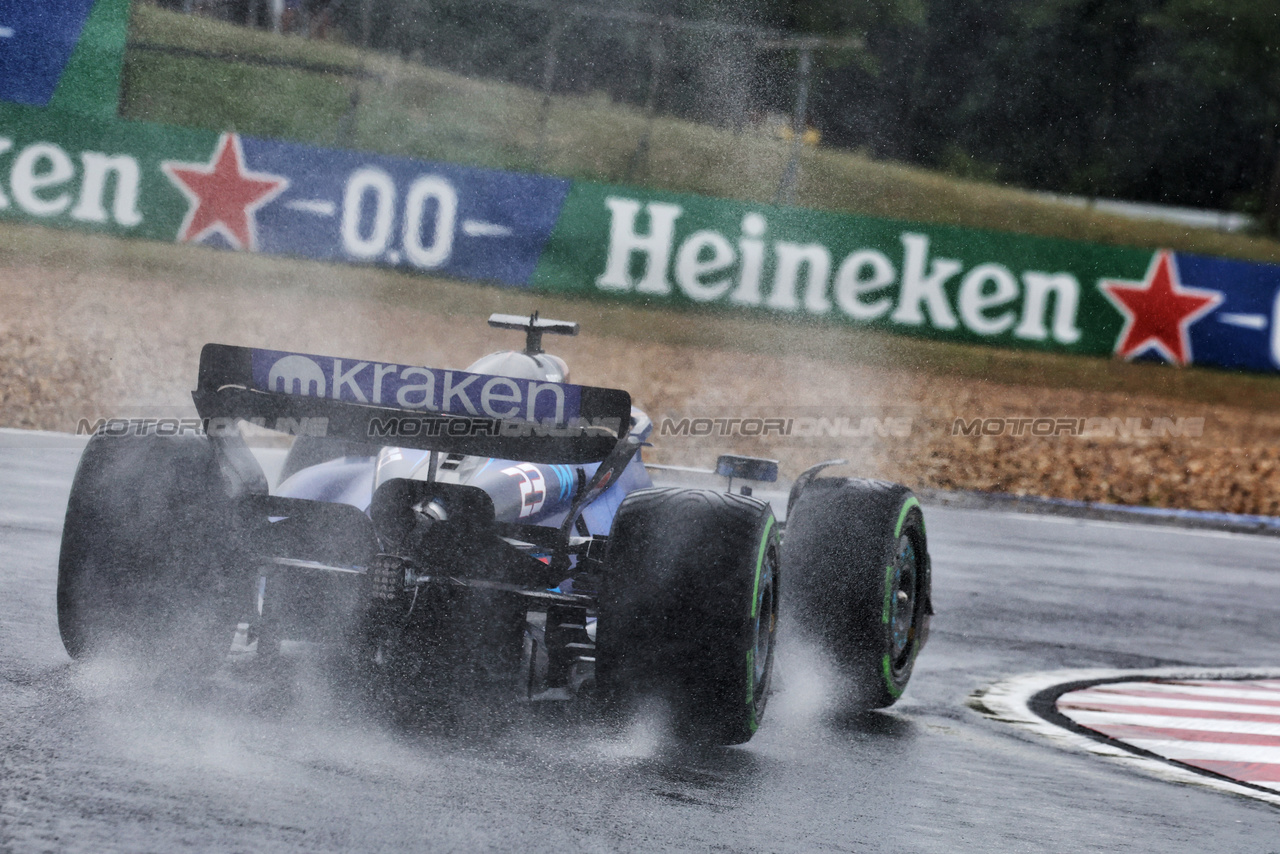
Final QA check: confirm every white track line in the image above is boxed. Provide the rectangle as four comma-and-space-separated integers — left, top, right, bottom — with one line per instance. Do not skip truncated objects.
1115, 738, 1280, 765
1061, 692, 1280, 714
1087, 680, 1280, 700
970, 667, 1280, 808
1065, 711, 1280, 737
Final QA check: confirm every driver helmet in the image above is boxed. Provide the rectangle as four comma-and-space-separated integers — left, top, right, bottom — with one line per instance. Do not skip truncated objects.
465, 350, 570, 383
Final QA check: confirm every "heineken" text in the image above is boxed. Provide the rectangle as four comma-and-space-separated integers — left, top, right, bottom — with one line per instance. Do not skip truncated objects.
0, 137, 142, 226
596, 198, 1082, 344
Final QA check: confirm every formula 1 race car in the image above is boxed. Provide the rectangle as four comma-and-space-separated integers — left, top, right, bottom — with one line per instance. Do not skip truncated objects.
56, 314, 932, 744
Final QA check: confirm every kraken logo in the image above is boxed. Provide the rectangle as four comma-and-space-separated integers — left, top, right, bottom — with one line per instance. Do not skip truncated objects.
267, 355, 326, 397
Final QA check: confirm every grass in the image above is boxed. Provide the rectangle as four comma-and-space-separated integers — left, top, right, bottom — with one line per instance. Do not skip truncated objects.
120, 4, 1280, 265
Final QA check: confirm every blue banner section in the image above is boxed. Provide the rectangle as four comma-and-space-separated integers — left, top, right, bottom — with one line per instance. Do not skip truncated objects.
250, 348, 584, 423
1181, 253, 1280, 373
0, 0, 96, 107
233, 137, 570, 286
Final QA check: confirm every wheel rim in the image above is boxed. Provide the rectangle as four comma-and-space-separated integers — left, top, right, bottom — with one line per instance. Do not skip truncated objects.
752, 543, 779, 702
888, 533, 919, 672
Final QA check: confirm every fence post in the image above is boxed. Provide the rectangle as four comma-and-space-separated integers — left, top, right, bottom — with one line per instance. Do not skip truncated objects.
534, 18, 567, 169
730, 34, 753, 135
336, 82, 362, 147
624, 26, 667, 181
775, 46, 812, 206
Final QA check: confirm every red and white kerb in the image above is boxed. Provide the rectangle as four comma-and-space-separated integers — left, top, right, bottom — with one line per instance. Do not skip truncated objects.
1057, 679, 1280, 792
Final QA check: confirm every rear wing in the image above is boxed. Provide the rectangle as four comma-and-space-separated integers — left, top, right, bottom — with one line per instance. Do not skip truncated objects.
192, 344, 631, 464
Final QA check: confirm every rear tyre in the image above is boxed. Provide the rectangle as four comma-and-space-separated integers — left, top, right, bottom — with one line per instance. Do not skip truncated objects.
782, 478, 931, 710
57, 430, 256, 672
596, 487, 779, 745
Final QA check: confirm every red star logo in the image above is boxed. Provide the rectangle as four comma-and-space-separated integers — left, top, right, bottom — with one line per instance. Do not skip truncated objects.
1099, 251, 1221, 366
162, 133, 287, 251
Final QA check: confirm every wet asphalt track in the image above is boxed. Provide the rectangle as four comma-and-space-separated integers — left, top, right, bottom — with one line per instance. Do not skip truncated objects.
2, 430, 1279, 852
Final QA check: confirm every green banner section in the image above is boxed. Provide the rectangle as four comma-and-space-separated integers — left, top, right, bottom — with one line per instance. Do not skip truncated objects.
0, 102, 213, 240
533, 181, 1153, 355
48, 0, 132, 119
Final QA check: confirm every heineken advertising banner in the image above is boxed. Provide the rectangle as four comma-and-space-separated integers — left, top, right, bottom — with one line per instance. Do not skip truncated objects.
534, 184, 1280, 373
2, 0, 1280, 373
0, 105, 570, 285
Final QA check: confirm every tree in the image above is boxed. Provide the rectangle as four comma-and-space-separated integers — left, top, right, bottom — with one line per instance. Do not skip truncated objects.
1154, 0, 1280, 232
